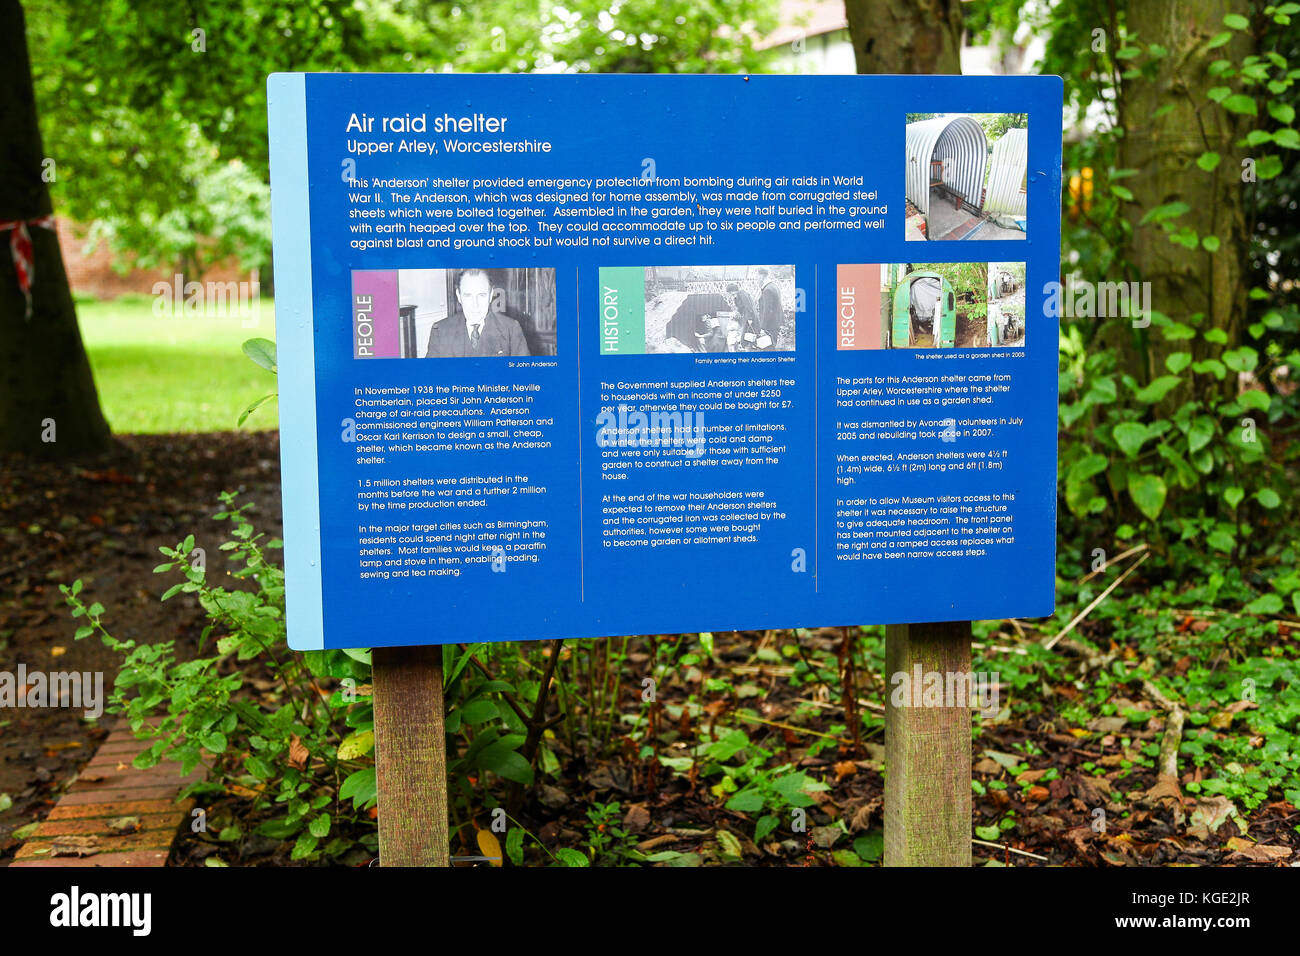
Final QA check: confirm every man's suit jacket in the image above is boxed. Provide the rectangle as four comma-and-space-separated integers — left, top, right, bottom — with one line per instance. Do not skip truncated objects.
758, 282, 783, 338
425, 310, 530, 358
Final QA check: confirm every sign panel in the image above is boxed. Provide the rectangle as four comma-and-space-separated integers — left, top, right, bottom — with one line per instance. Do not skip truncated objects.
267, 73, 1063, 650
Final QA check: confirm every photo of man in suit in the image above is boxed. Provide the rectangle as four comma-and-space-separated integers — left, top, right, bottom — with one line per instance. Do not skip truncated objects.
425, 268, 531, 358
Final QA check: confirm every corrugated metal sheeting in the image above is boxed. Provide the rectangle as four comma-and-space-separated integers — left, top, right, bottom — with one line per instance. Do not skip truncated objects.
904, 116, 988, 216
985, 127, 1028, 216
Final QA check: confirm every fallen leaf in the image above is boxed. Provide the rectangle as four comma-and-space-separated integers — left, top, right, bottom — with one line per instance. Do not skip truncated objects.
51, 836, 100, 857
636, 833, 679, 853
50, 646, 66, 658
811, 825, 842, 848
622, 803, 651, 833
1016, 768, 1049, 785
105, 816, 141, 835
1225, 841, 1291, 863
1190, 795, 1242, 836
1026, 786, 1050, 804
288, 735, 309, 770
716, 829, 745, 859
833, 760, 858, 782
476, 828, 502, 867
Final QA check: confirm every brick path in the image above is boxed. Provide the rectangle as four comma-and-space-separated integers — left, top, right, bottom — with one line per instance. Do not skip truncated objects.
10, 720, 202, 867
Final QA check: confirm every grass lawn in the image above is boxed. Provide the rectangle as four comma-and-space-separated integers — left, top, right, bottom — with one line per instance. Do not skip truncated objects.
78, 295, 279, 434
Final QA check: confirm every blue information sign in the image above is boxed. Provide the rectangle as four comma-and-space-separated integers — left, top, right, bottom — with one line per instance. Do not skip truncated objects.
267, 73, 1063, 650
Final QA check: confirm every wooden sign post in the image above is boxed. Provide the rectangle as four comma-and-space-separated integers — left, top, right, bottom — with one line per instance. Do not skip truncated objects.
372, 646, 450, 867
884, 621, 973, 867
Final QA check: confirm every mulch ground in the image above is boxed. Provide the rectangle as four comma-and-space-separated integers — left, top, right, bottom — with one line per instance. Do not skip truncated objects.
0, 432, 282, 864
3, 432, 1296, 866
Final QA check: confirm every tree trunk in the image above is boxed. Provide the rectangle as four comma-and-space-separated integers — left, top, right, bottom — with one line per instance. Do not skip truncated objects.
1116, 0, 1252, 386
844, 0, 964, 74
0, 0, 112, 459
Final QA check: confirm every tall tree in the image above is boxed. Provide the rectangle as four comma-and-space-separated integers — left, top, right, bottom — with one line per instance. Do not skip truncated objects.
844, 0, 964, 73
1116, 0, 1254, 384
0, 0, 111, 458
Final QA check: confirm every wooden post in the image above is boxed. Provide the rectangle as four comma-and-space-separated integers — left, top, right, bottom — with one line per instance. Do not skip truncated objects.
884, 621, 972, 867
372, 646, 449, 866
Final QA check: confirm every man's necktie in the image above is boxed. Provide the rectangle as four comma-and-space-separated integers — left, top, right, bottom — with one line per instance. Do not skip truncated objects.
469, 324, 481, 350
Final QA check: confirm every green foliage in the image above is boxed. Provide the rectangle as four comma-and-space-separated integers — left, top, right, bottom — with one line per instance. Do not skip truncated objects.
26, 0, 780, 274
61, 493, 376, 863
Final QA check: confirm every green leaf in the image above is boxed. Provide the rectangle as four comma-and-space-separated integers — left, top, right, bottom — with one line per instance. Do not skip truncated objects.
476, 740, 533, 785
975, 825, 1002, 841
1140, 201, 1190, 225
1222, 347, 1259, 373
241, 338, 278, 373
1201, 235, 1221, 252
1068, 453, 1110, 483
1268, 102, 1296, 124
1203, 328, 1228, 344
1221, 94, 1258, 116
1165, 352, 1193, 374
1187, 416, 1216, 453
506, 826, 525, 866
1134, 375, 1181, 403
706, 729, 750, 762
725, 789, 766, 813
554, 848, 589, 867
1207, 528, 1236, 552
1244, 593, 1283, 615
199, 731, 227, 753
309, 814, 331, 838
1256, 155, 1284, 179
458, 699, 500, 726
1238, 390, 1270, 412
1192, 358, 1227, 379
339, 767, 377, 809
237, 393, 277, 427
1110, 184, 1134, 201
1224, 486, 1246, 509
337, 729, 374, 760
1223, 12, 1249, 29
1112, 422, 1152, 458
1207, 31, 1233, 49
1272, 128, 1300, 149
754, 813, 780, 843
1127, 473, 1168, 521
1254, 488, 1281, 509
291, 833, 318, 860
1196, 151, 1221, 171
854, 832, 884, 862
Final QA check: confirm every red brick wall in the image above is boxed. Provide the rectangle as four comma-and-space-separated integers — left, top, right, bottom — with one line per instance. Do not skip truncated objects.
56, 220, 258, 300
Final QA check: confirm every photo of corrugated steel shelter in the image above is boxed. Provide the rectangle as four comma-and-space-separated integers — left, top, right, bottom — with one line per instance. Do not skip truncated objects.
642, 265, 796, 353
987, 261, 1027, 347
835, 262, 990, 350
905, 113, 1028, 242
